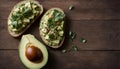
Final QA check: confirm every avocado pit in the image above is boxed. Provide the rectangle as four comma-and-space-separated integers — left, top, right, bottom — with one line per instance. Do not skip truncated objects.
26, 45, 43, 63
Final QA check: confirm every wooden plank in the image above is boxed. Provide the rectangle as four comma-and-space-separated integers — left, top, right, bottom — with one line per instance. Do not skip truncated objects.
0, 0, 120, 20
0, 50, 25, 69
0, 19, 120, 50
1, 0, 120, 69
0, 50, 120, 69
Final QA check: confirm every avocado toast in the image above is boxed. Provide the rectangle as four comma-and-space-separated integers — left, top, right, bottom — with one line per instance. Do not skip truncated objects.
8, 0, 43, 37
39, 8, 65, 48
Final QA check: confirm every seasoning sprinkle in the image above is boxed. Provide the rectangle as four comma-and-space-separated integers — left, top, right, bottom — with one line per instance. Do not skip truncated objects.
69, 31, 76, 40
80, 38, 87, 43
62, 49, 67, 53
72, 46, 78, 51
69, 5, 74, 10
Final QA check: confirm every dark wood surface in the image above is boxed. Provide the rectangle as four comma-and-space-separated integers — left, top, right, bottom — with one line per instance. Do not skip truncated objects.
0, 0, 120, 69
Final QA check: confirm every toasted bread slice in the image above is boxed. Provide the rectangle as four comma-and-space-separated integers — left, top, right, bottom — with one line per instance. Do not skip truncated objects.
39, 8, 65, 48
8, 0, 43, 37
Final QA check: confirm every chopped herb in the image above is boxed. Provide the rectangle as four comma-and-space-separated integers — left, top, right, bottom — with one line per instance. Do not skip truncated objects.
69, 5, 74, 10
11, 14, 19, 21
80, 38, 87, 43
12, 20, 23, 29
11, 21, 18, 28
48, 10, 65, 29
23, 8, 33, 18
62, 49, 67, 53
21, 7, 25, 12
53, 9, 65, 22
69, 31, 72, 36
49, 33, 55, 40
35, 6, 40, 11
19, 4, 25, 7
11, 7, 33, 22
48, 18, 54, 28
11, 11, 23, 21
71, 33, 76, 39
55, 14, 65, 21
61, 46, 78, 53
54, 16, 61, 22
53, 9, 60, 16
69, 31, 76, 40
72, 46, 78, 51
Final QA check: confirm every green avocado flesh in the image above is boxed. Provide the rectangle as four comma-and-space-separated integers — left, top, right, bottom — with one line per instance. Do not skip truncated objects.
8, 1, 41, 33
39, 8, 65, 46
19, 34, 48, 69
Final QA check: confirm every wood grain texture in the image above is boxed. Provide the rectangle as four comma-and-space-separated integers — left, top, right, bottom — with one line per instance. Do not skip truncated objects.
0, 0, 120, 69
0, 19, 120, 50
0, 50, 120, 69
0, 0, 120, 20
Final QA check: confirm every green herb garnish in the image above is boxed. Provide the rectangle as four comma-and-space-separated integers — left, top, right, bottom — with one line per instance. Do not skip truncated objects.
35, 6, 40, 11
69, 31, 72, 36
10, 4, 34, 31
11, 20, 22, 29
49, 33, 55, 40
11, 21, 18, 28
11, 14, 19, 21
48, 18, 55, 28
62, 49, 67, 53
72, 46, 78, 51
53, 9, 65, 22
47, 10, 65, 29
69, 31, 76, 40
11, 10, 23, 21
80, 38, 87, 43
22, 8, 33, 18
54, 14, 65, 22
69, 5, 74, 10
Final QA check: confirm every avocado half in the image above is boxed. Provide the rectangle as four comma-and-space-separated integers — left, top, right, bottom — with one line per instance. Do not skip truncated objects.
19, 34, 48, 69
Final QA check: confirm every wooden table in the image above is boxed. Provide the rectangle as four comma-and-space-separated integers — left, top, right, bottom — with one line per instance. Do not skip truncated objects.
0, 0, 120, 69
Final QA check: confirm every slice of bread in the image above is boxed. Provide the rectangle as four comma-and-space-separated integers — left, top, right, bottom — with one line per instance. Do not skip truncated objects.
39, 8, 65, 48
8, 0, 43, 37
